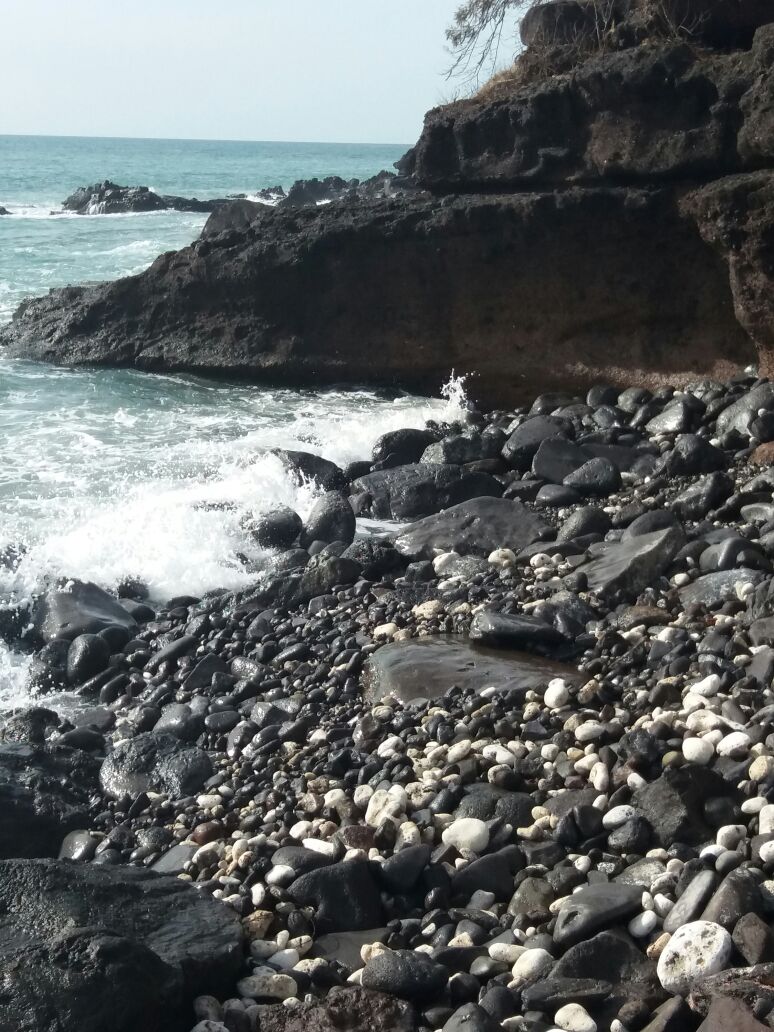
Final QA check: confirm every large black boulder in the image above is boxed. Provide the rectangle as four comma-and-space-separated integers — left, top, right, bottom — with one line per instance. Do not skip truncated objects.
577, 526, 684, 599
394, 498, 551, 559
372, 428, 439, 466
287, 857, 384, 932
272, 449, 348, 490
299, 491, 356, 548
31, 580, 138, 643
0, 858, 243, 1032
352, 463, 503, 520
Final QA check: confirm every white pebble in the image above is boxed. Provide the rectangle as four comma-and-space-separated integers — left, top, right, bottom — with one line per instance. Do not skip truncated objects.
544, 679, 570, 709
554, 1002, 597, 1032
716, 731, 752, 758
602, 805, 636, 830
511, 947, 554, 981
628, 910, 659, 938
442, 817, 489, 853
715, 825, 747, 850
237, 971, 297, 1000
689, 674, 721, 697
656, 921, 733, 995
682, 738, 714, 765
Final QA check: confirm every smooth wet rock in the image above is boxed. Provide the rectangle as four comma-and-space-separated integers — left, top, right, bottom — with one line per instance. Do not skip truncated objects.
680, 567, 765, 606
469, 611, 570, 657
393, 498, 550, 559
249, 506, 302, 549
299, 492, 356, 548
553, 883, 642, 947
32, 580, 138, 643
578, 526, 684, 599
362, 635, 581, 704
0, 743, 98, 859
563, 456, 621, 497
502, 416, 572, 470
352, 463, 502, 520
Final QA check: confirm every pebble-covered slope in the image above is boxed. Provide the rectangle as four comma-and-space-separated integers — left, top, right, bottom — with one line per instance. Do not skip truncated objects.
9, 375, 774, 1030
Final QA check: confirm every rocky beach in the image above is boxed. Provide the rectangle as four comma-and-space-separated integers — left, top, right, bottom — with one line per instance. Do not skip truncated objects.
8, 1, 774, 1031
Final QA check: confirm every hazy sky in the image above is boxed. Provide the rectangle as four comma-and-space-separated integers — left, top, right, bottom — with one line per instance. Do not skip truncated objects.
0, 0, 464, 144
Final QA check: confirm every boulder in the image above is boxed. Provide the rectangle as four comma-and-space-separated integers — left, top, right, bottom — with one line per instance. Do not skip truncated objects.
249, 987, 417, 1032
31, 580, 138, 643
393, 498, 550, 559
272, 450, 347, 491
299, 492, 356, 548
351, 463, 503, 520
577, 526, 685, 599
62, 180, 227, 215
0, 187, 756, 408
362, 635, 582, 703
0, 743, 98, 858
99, 732, 212, 799
0, 858, 243, 1032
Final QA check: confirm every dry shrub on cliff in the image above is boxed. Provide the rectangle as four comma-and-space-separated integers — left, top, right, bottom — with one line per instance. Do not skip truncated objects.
451, 0, 711, 92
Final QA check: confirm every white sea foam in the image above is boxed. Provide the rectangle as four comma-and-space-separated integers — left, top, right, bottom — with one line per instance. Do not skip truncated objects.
0, 370, 469, 605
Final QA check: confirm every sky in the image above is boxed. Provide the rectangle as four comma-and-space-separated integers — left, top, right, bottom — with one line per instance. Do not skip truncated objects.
0, 0, 465, 144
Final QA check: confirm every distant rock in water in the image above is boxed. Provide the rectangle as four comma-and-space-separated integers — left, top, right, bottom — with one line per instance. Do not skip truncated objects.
0, 206, 11, 216
61, 173, 399, 217
62, 180, 228, 215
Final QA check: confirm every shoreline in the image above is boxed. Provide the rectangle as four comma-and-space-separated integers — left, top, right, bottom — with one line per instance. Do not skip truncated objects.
7, 372, 774, 1029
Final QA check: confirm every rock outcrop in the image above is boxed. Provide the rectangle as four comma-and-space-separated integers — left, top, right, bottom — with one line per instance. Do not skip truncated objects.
5, 6, 774, 402
61, 181, 230, 215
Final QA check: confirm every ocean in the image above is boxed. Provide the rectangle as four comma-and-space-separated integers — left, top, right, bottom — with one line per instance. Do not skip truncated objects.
0, 135, 466, 704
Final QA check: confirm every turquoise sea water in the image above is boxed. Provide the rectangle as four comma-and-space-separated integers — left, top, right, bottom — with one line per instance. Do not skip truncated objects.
0, 134, 408, 321
0, 135, 464, 703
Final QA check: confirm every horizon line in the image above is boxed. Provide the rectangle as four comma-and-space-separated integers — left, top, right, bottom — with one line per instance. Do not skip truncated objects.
0, 131, 412, 148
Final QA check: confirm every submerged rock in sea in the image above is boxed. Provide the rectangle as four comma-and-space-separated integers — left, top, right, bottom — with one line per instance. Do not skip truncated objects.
62, 180, 228, 215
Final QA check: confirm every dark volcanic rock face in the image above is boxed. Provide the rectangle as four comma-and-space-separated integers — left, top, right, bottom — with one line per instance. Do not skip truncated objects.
0, 859, 243, 1032
5, 16, 774, 403
0, 188, 754, 406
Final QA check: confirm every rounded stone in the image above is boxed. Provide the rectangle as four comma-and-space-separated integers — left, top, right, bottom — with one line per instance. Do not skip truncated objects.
656, 921, 733, 995
555, 1002, 597, 1032
442, 818, 489, 853
682, 738, 714, 765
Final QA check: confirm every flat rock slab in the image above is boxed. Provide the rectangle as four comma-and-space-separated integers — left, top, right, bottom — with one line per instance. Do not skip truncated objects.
577, 526, 684, 600
679, 568, 765, 607
393, 498, 550, 559
362, 635, 582, 703
310, 928, 390, 970
0, 858, 243, 1032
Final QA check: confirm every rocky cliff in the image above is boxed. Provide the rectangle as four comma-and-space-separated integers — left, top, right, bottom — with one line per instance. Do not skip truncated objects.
4, 2, 774, 404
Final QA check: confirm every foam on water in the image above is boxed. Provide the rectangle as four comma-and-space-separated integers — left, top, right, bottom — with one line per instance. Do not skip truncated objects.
0, 363, 468, 606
